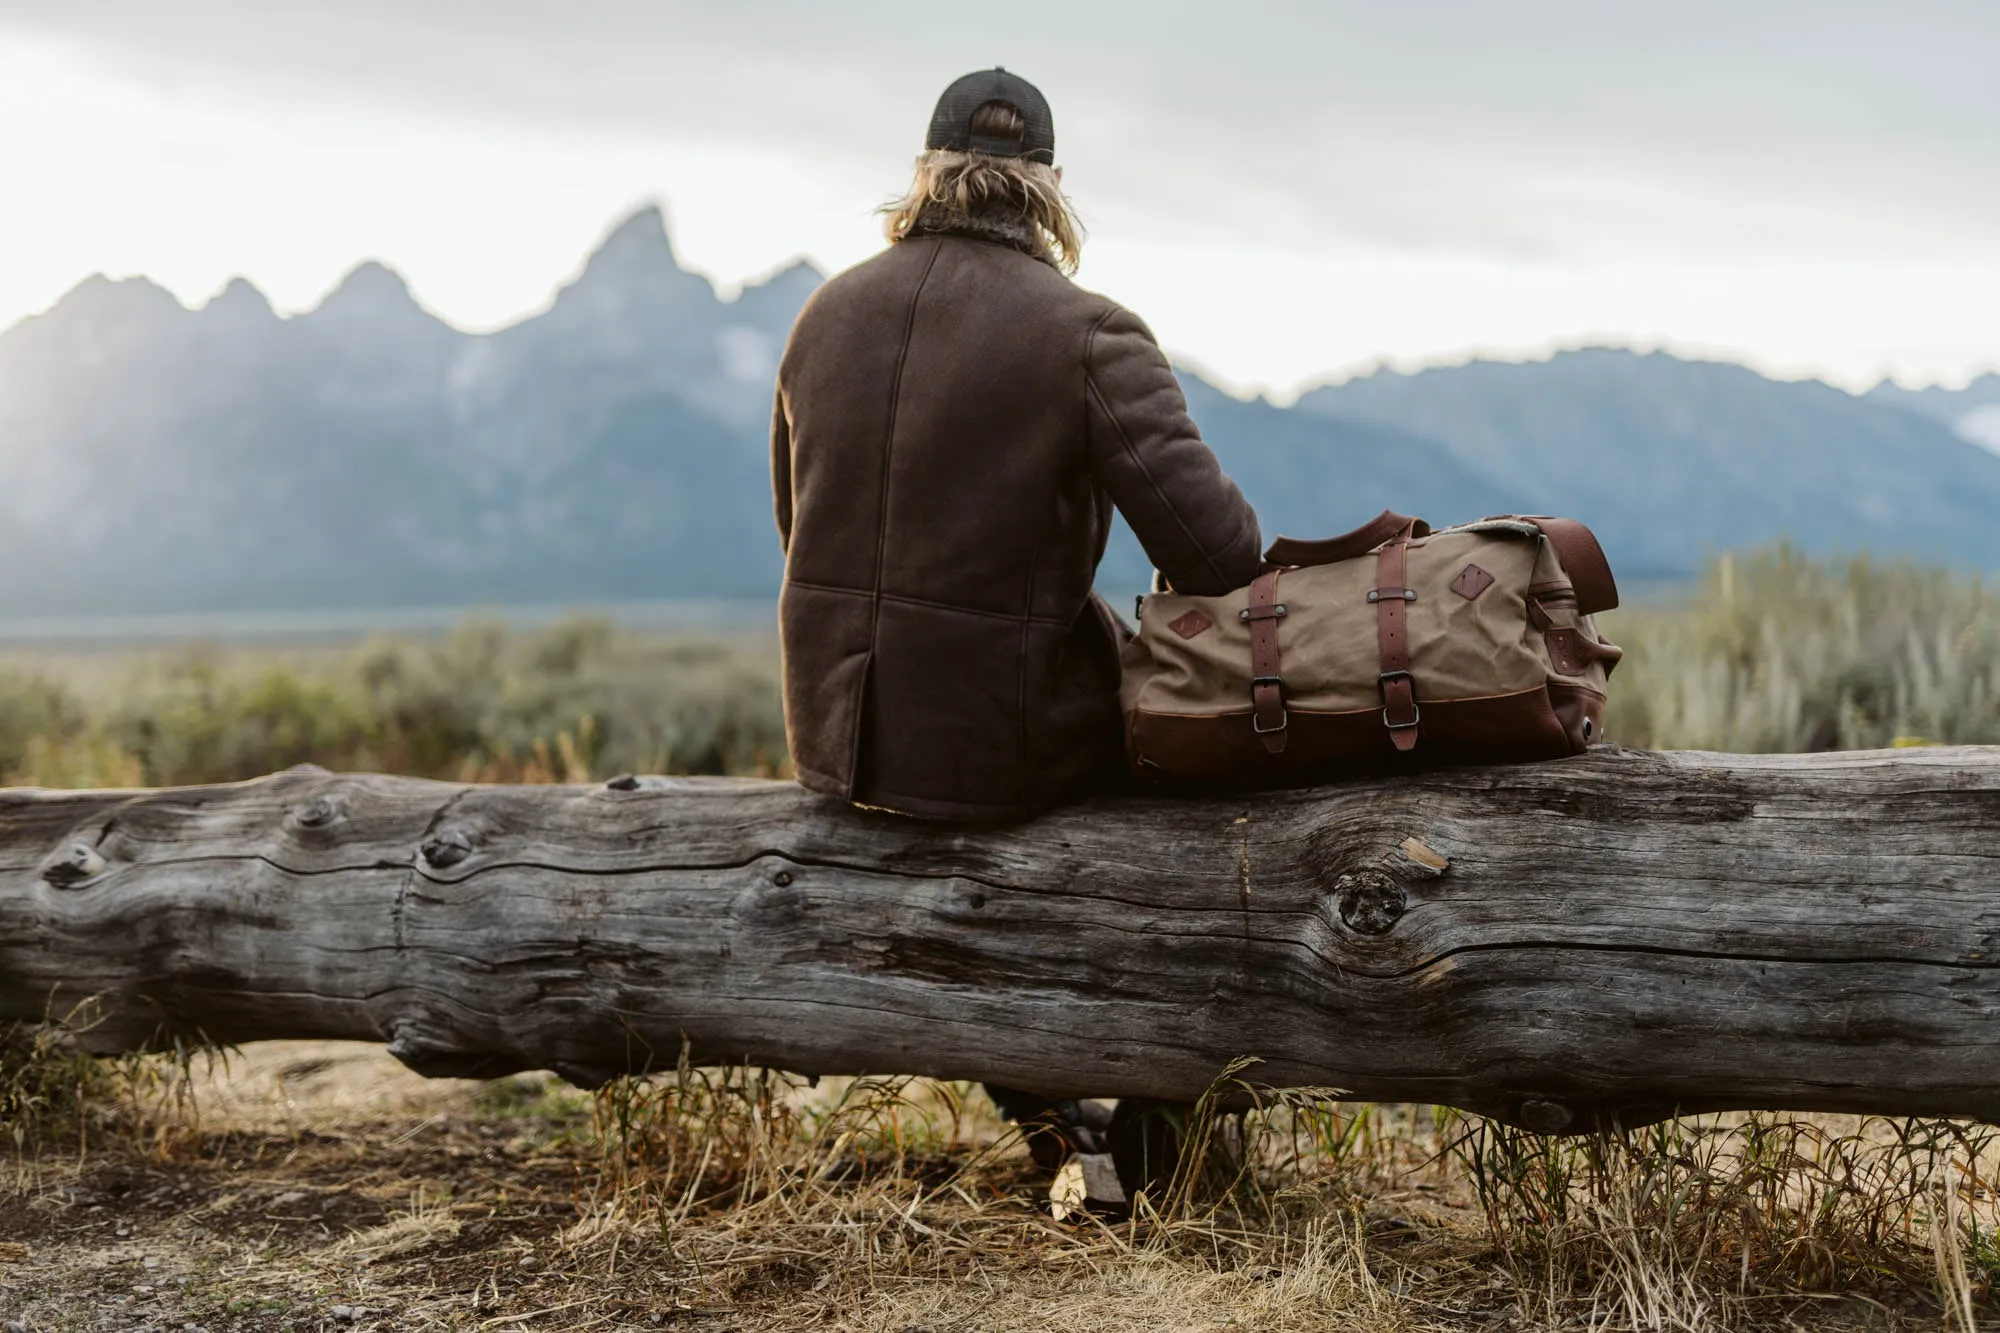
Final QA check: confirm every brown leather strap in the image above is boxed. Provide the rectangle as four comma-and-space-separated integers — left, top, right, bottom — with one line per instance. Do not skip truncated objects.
1525, 516, 1619, 614
1242, 568, 1288, 754
1374, 530, 1421, 752
1264, 510, 1432, 569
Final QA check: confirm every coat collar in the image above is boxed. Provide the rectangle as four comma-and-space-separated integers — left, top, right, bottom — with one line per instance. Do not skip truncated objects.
910, 205, 1057, 267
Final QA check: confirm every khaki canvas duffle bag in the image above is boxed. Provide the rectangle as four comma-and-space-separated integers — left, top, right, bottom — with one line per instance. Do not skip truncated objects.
1121, 510, 1622, 783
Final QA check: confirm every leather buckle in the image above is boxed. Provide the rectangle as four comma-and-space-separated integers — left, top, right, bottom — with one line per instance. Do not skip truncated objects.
1250, 675, 1288, 734
1378, 670, 1419, 731
1381, 704, 1421, 731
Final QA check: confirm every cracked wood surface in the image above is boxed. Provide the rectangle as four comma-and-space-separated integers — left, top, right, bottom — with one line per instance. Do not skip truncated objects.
3, 747, 1998, 1130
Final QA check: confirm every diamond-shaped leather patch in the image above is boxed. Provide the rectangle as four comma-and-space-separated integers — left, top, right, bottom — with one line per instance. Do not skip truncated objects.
1452, 563, 1496, 600
1168, 610, 1213, 640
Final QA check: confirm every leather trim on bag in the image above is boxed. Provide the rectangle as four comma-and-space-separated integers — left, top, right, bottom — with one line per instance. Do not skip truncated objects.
1265, 510, 1432, 568
1548, 682, 1609, 751
1374, 529, 1421, 752
1546, 628, 1626, 677
1527, 517, 1619, 613
1127, 686, 1579, 784
1243, 568, 1288, 753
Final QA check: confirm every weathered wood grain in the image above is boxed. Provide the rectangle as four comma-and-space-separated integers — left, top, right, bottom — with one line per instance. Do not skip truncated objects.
4, 749, 1998, 1130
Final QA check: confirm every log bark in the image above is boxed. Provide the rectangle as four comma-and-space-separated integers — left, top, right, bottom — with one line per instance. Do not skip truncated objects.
4, 748, 1999, 1131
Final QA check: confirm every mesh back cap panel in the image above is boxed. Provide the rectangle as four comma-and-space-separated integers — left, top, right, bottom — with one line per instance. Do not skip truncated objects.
925, 67, 1056, 165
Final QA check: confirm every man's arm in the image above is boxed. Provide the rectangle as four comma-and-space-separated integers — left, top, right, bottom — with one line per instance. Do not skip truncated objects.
770, 383, 793, 552
1083, 305, 1262, 594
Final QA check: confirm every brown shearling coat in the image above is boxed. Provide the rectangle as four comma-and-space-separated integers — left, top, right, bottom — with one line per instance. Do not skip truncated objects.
772, 216, 1263, 821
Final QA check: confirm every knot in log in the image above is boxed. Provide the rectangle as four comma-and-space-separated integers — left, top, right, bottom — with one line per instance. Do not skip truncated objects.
1334, 869, 1407, 935
292, 795, 343, 828
40, 841, 106, 890
733, 868, 809, 926
419, 829, 474, 870
1518, 1099, 1575, 1135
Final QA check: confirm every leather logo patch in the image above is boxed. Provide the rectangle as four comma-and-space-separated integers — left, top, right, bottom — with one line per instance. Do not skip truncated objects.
1168, 610, 1212, 640
1451, 563, 1495, 601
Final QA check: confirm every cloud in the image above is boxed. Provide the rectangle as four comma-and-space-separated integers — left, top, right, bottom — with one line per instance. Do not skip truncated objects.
2, 0, 1998, 392
7, 0, 2000, 262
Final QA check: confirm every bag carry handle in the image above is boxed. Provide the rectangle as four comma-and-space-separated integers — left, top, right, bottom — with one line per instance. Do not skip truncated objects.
1263, 510, 1432, 569
1521, 516, 1620, 614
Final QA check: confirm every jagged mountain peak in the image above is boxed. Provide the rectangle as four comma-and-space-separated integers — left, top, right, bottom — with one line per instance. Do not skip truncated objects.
50, 272, 185, 322
0, 274, 186, 362
590, 204, 680, 268
302, 261, 455, 349
564, 204, 712, 298
535, 204, 719, 336
316, 260, 419, 312
737, 257, 823, 300
202, 276, 277, 321
729, 258, 823, 327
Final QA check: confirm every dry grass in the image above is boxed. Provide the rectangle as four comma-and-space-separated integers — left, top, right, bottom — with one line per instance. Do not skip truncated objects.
1, 1041, 1991, 1331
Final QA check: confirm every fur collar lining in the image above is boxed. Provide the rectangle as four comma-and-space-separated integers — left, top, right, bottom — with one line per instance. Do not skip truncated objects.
910, 205, 1056, 267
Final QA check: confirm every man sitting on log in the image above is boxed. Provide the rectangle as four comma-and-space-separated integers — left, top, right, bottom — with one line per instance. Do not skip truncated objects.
771, 66, 1260, 822
768, 67, 1263, 1186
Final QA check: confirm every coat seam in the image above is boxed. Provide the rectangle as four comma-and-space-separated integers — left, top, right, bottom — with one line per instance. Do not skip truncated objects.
852, 238, 944, 794
1084, 309, 1231, 592
787, 577, 1072, 626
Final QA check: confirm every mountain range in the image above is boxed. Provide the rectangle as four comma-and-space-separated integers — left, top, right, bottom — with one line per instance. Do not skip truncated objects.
2, 204, 1997, 616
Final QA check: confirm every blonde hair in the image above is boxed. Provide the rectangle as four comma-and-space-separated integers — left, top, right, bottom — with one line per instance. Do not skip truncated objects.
881, 100, 1084, 275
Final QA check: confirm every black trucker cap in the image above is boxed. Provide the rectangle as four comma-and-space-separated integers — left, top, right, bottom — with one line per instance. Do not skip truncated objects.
926, 67, 1056, 165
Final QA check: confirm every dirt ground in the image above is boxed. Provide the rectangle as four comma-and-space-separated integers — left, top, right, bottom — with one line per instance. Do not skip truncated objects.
1, 1042, 1385, 1332
0, 1042, 1968, 1332
0, 1042, 608, 1330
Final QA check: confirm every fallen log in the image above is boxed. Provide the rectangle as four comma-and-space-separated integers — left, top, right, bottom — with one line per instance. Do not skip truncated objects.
3, 748, 1998, 1131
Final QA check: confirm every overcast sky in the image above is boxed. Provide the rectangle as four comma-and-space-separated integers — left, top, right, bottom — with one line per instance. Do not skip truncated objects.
2, 0, 1997, 396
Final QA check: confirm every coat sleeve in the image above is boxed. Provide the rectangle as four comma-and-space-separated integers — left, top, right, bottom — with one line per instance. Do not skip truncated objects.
1082, 305, 1263, 595
770, 382, 793, 552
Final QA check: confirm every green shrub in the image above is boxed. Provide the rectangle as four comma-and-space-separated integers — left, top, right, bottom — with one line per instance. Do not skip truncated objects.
6, 545, 1994, 790
1604, 545, 2000, 751
0, 667, 85, 779
11, 618, 787, 786
105, 650, 379, 786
